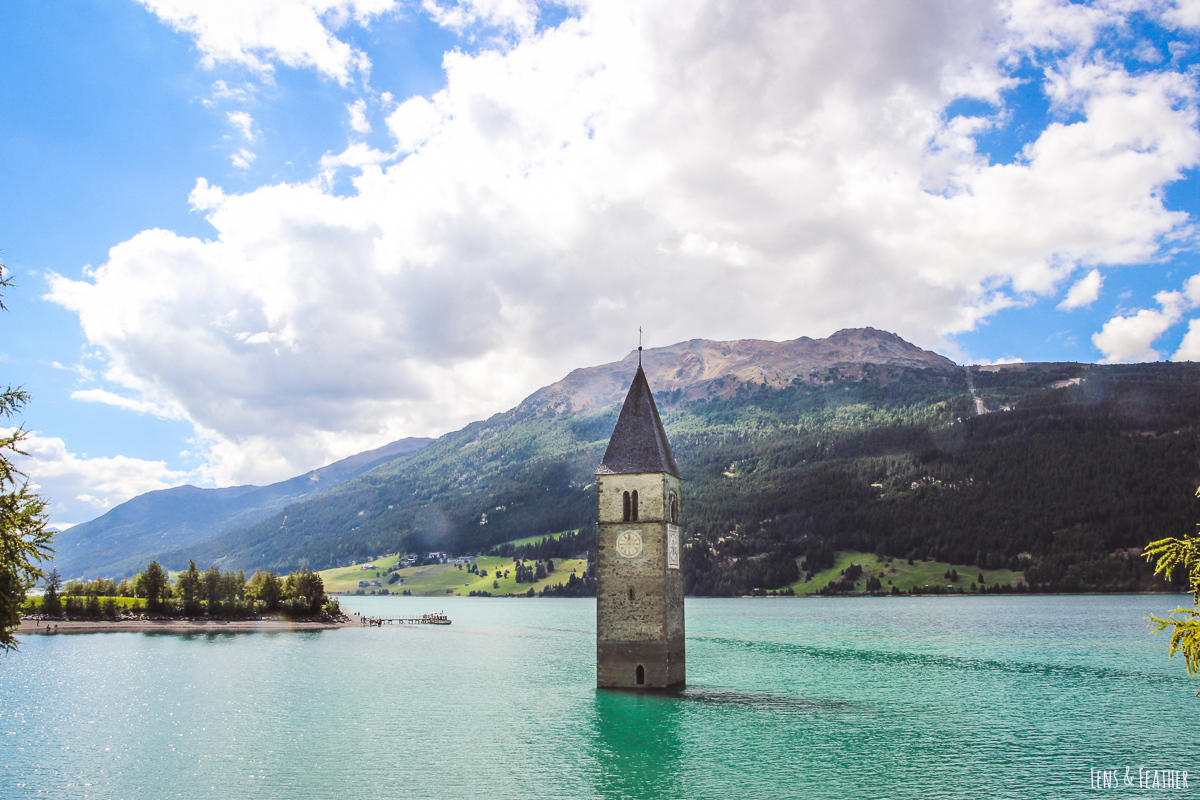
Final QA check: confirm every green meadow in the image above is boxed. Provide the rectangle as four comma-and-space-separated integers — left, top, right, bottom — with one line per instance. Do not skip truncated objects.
320, 554, 589, 598
786, 550, 1024, 596
317, 537, 1023, 599
320, 553, 405, 594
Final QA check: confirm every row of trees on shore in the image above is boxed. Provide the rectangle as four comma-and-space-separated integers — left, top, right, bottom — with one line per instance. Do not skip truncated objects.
30, 561, 337, 620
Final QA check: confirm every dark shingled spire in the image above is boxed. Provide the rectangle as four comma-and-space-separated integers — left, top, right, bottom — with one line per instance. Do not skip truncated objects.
596, 365, 680, 477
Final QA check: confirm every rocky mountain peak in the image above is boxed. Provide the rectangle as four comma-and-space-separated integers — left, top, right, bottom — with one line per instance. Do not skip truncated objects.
524, 328, 958, 413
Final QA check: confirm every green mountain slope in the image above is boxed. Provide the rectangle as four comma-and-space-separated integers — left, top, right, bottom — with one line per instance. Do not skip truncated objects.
161, 405, 604, 573
150, 331, 1200, 595
679, 363, 1199, 593
54, 436, 432, 579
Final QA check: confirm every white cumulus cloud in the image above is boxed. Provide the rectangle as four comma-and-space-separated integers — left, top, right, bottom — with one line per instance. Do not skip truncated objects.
421, 0, 540, 39
1172, 317, 1200, 360
1093, 274, 1200, 361
230, 148, 257, 169
137, 0, 399, 84
10, 431, 193, 529
347, 98, 372, 133
47, 0, 1200, 487
385, 95, 444, 153
1059, 268, 1104, 310
227, 110, 258, 142
71, 389, 185, 420
1093, 305, 1182, 362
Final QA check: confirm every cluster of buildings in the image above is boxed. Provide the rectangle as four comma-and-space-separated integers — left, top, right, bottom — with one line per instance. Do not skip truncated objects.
358, 553, 477, 570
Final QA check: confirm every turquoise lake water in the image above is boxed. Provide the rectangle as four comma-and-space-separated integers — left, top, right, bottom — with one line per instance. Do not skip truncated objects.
2, 595, 1199, 799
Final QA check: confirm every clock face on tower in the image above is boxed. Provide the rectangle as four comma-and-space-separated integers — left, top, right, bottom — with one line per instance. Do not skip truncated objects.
615, 530, 643, 558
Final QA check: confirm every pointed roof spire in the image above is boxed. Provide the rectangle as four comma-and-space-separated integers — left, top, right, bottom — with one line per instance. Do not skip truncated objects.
597, 364, 680, 477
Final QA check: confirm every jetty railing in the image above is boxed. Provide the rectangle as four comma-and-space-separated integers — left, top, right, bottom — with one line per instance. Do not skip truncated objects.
359, 613, 451, 626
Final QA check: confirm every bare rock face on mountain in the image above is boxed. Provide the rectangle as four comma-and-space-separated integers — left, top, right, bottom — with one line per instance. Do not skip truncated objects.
524, 328, 958, 413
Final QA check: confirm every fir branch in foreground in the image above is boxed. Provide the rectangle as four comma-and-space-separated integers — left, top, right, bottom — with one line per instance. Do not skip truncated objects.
1143, 487, 1200, 692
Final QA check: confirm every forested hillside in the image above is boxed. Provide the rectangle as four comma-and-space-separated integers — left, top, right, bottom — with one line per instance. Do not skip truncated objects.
155, 338, 1200, 596
678, 363, 1200, 594
55, 436, 432, 579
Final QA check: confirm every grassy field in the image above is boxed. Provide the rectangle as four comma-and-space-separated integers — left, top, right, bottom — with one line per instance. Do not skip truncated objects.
786, 551, 1024, 596
320, 555, 589, 597
320, 554, 406, 594
320, 545, 1023, 599
319, 530, 591, 597
492, 531, 579, 550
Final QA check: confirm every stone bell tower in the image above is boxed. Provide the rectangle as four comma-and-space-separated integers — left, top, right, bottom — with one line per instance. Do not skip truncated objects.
596, 363, 685, 689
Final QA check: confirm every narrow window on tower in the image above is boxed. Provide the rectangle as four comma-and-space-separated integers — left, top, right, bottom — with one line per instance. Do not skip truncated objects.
631, 490, 639, 522
628, 587, 635, 602
669, 492, 678, 524
622, 491, 631, 522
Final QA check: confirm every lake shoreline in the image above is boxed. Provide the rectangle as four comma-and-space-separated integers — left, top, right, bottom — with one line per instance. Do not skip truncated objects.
17, 612, 366, 635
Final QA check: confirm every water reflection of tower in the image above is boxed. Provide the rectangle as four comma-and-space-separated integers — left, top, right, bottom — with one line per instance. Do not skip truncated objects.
595, 359, 685, 689
588, 689, 686, 798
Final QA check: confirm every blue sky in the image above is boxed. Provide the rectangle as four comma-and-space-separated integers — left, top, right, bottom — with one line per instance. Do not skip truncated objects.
5, 0, 1200, 528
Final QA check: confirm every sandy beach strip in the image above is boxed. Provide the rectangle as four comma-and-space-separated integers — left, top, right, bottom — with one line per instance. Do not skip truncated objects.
17, 612, 367, 635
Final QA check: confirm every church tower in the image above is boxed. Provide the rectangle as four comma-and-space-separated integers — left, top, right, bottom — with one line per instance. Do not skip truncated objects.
595, 364, 685, 689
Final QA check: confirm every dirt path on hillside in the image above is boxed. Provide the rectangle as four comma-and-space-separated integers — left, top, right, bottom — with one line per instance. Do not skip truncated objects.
965, 366, 988, 415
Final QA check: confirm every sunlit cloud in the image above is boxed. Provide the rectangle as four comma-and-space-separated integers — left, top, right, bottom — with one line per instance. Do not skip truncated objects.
11, 431, 193, 529
1059, 268, 1104, 310
1093, 274, 1200, 362
227, 110, 258, 142
44, 0, 1200, 489
347, 98, 371, 133
136, 0, 398, 85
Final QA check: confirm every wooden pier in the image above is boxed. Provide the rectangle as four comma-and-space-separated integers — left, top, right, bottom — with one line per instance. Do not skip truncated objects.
360, 612, 451, 627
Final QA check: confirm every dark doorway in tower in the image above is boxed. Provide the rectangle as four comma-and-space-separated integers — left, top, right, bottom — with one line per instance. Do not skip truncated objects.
635, 665, 645, 685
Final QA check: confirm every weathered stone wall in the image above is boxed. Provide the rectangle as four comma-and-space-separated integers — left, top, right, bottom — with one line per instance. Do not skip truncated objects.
596, 638, 684, 688
596, 472, 685, 689
596, 472, 668, 526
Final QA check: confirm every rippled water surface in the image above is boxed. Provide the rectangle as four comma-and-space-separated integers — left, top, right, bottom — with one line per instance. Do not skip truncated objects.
3, 595, 1198, 799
